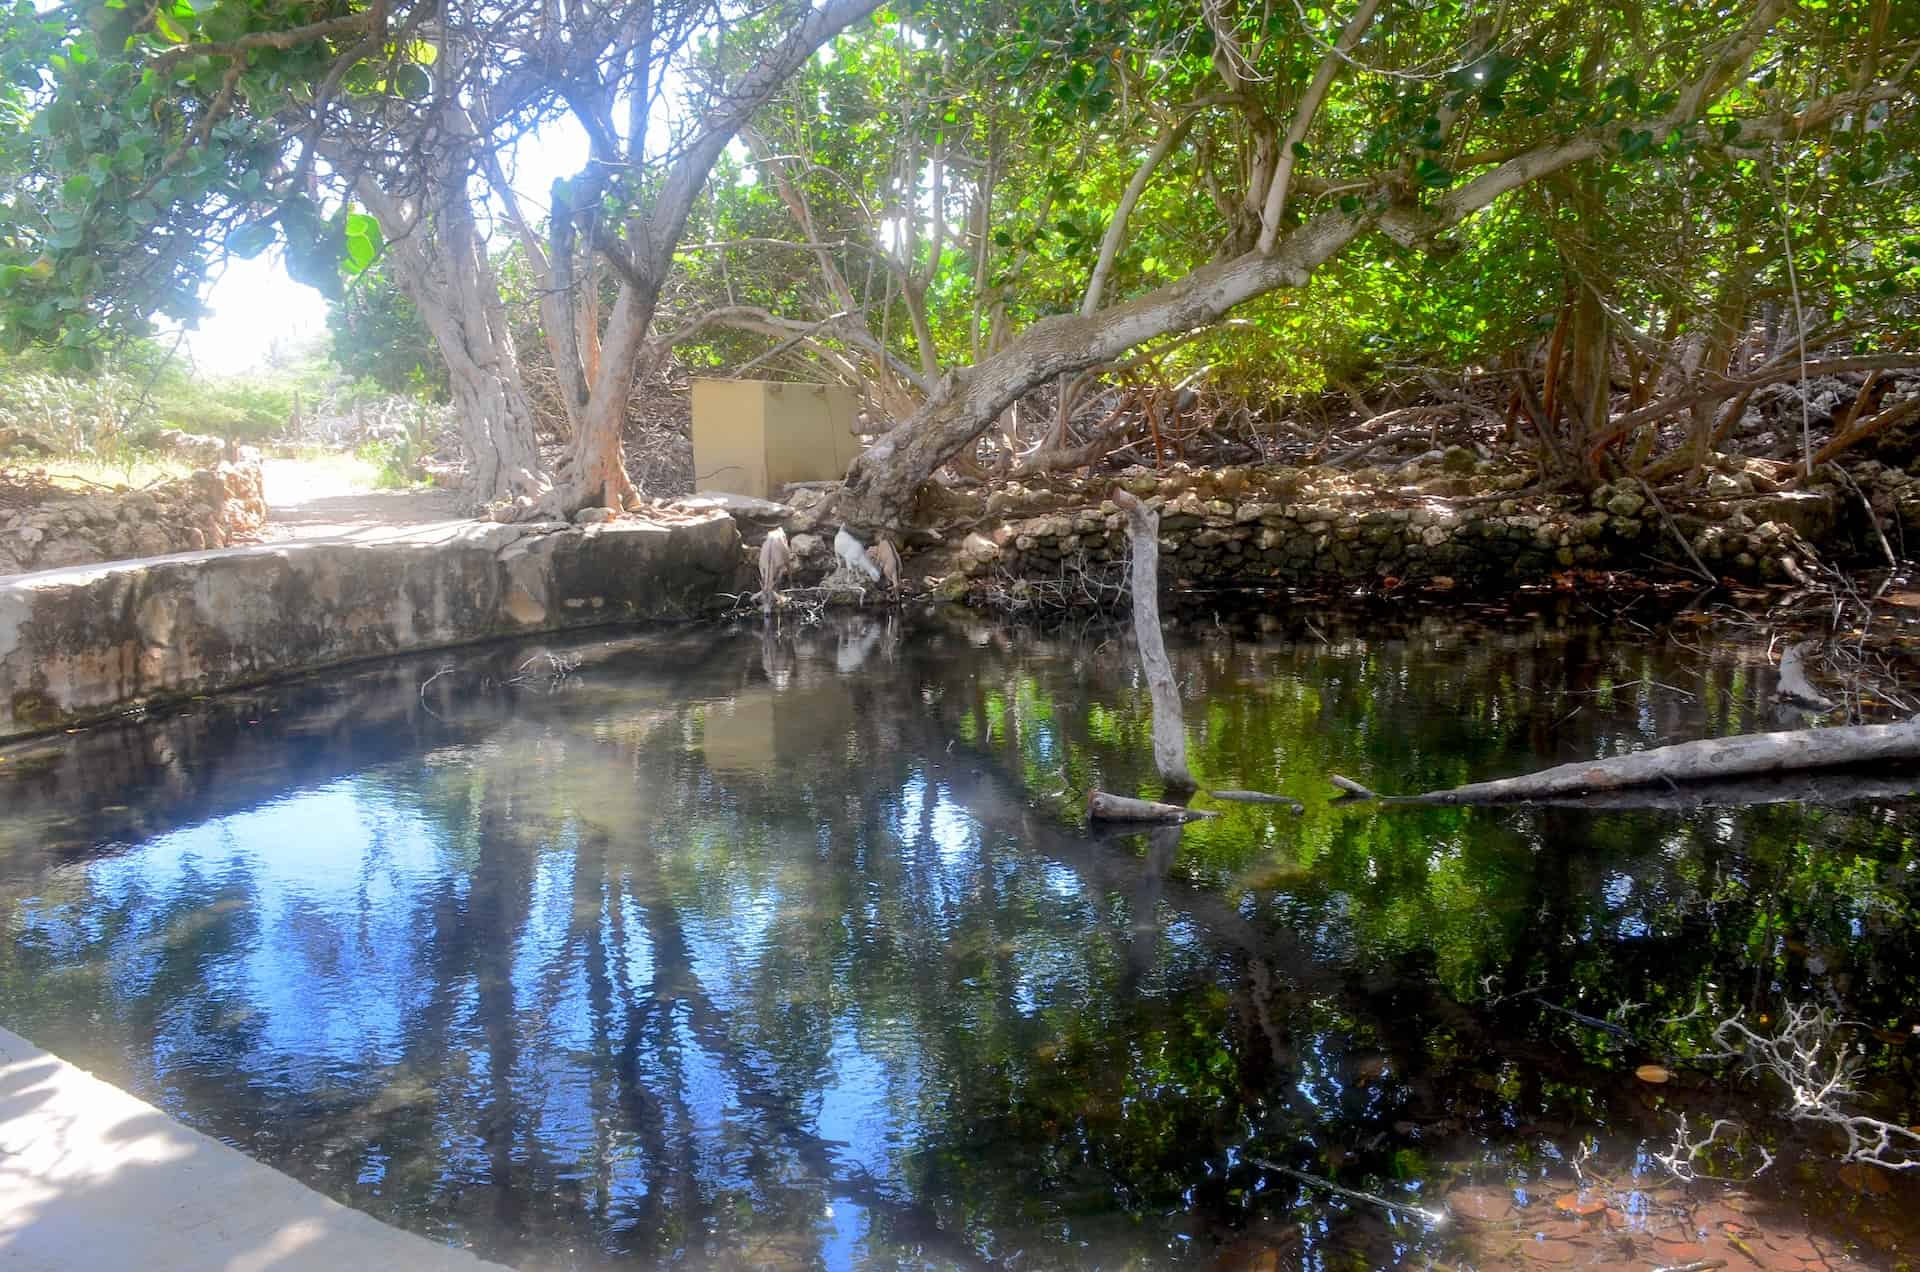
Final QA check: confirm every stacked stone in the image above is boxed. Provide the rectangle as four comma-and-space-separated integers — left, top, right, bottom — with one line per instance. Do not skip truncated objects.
743, 457, 1879, 603
0, 454, 267, 577
957, 466, 1639, 592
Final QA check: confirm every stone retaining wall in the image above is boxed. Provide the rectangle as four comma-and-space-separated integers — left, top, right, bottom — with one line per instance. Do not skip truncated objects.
1, 455, 268, 577
942, 462, 1901, 597
0, 513, 743, 740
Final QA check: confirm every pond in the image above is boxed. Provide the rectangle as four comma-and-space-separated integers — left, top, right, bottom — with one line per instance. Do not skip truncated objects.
1, 605, 1916, 1270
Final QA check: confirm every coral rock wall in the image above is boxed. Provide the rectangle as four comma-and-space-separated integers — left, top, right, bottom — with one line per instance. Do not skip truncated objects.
1, 456, 267, 578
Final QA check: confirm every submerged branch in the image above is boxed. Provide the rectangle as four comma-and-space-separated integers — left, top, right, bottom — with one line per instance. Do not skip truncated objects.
1087, 791, 1217, 823
1210, 789, 1306, 813
1249, 1158, 1449, 1227
1330, 718, 1920, 806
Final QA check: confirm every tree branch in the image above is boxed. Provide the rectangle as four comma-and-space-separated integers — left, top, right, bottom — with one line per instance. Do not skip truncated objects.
1082, 116, 1198, 317
1256, 0, 1383, 254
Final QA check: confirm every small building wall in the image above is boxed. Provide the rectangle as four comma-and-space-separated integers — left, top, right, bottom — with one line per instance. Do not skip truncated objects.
692, 379, 865, 500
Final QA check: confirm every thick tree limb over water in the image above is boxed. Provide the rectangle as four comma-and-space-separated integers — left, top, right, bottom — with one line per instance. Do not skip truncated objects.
1331, 718, 1920, 806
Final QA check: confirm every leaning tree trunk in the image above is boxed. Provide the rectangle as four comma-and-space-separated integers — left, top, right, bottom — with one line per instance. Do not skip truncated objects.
545, 285, 660, 515
837, 217, 1362, 530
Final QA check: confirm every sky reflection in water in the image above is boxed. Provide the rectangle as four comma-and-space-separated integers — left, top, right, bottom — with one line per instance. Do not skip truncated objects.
1, 608, 1917, 1269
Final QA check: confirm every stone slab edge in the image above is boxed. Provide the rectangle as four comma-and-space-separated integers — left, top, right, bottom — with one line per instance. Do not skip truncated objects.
0, 514, 747, 742
0, 1025, 512, 1271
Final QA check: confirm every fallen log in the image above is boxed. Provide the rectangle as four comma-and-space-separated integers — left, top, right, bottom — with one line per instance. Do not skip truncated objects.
1210, 789, 1306, 813
1463, 769, 1920, 811
1330, 718, 1920, 806
1087, 790, 1218, 823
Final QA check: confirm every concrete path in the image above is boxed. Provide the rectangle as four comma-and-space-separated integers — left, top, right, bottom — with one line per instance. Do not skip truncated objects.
0, 1027, 511, 1271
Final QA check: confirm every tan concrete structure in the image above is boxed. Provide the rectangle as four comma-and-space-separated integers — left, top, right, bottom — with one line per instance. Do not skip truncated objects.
691, 379, 866, 500
0, 1027, 509, 1271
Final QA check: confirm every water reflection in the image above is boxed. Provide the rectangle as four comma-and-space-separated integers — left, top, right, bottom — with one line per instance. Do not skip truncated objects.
1, 606, 1917, 1268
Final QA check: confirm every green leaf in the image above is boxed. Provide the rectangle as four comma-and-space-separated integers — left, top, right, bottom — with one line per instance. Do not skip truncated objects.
343, 231, 376, 274
226, 221, 275, 258
1415, 158, 1452, 189
394, 64, 430, 99
1618, 128, 1654, 160
1602, 73, 1639, 108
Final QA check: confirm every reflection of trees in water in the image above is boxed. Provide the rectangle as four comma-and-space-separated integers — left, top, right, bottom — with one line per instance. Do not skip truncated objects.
0, 609, 1915, 1266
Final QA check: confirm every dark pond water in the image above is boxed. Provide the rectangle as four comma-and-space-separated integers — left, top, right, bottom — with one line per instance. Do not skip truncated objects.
2, 605, 1918, 1270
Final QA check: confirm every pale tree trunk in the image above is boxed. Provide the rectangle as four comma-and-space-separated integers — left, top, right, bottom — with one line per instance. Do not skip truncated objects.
534, 0, 885, 517
481, 151, 587, 444
840, 210, 1362, 529
1113, 489, 1195, 793
356, 161, 546, 504
561, 287, 657, 512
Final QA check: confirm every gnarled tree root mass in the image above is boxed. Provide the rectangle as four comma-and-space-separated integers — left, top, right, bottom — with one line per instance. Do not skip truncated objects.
1332, 717, 1920, 805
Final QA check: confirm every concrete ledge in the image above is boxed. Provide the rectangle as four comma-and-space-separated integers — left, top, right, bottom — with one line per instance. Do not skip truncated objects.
0, 514, 745, 740
0, 1027, 510, 1271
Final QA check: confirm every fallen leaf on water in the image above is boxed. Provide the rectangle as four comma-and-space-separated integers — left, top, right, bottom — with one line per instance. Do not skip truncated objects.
1553, 1194, 1607, 1217
1635, 1064, 1672, 1084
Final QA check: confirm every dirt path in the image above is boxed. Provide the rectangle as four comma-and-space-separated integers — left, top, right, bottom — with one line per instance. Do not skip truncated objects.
261, 457, 472, 542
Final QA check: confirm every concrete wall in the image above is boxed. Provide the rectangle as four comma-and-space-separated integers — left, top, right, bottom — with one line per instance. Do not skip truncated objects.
0, 514, 745, 742
692, 379, 864, 499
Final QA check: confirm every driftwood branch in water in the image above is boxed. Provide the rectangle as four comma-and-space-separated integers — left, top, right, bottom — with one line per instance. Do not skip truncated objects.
1774, 640, 1833, 711
1210, 789, 1306, 813
1249, 1157, 1448, 1226
1111, 488, 1195, 792
1087, 791, 1218, 823
1463, 769, 1920, 811
1330, 718, 1920, 806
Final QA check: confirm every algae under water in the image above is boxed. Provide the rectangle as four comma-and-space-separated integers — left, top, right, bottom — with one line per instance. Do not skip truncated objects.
1, 606, 1917, 1269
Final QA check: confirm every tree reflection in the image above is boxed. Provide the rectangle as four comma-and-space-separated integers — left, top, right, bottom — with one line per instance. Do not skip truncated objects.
0, 607, 1915, 1267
